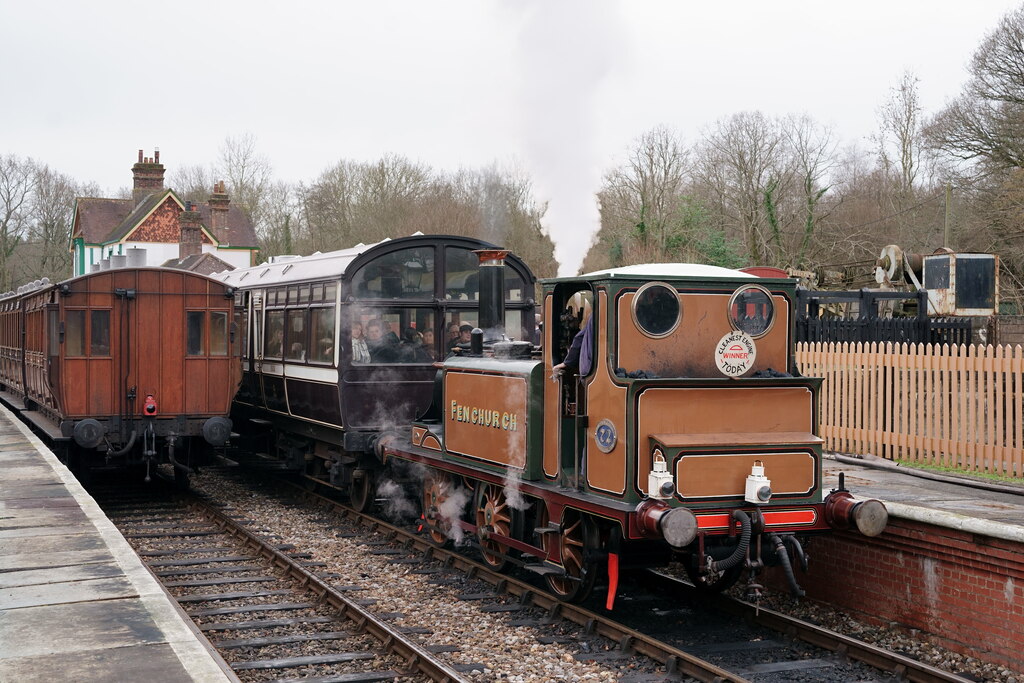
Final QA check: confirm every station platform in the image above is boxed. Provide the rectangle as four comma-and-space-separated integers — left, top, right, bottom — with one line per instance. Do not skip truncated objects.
0, 403, 236, 683
823, 452, 1024, 543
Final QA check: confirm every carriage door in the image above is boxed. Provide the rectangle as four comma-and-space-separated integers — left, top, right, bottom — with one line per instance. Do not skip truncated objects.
46, 304, 60, 399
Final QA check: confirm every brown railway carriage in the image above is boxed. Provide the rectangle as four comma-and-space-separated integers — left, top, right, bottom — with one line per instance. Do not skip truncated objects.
0, 268, 241, 478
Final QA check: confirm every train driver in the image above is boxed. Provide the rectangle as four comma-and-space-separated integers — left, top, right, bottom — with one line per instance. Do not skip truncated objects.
551, 292, 594, 380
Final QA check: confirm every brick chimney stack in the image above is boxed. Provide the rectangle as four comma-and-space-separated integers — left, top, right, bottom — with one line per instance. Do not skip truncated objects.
132, 148, 165, 205
179, 201, 203, 260
208, 181, 230, 236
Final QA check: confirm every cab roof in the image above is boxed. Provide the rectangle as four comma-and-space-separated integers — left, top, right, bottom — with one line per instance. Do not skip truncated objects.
548, 263, 759, 283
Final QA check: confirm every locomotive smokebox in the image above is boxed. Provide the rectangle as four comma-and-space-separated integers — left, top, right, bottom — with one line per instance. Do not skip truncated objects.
474, 249, 507, 343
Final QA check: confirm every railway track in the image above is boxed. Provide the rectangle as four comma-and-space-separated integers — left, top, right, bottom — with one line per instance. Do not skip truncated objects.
93, 476, 470, 683
92, 466, 977, 682
224, 468, 973, 683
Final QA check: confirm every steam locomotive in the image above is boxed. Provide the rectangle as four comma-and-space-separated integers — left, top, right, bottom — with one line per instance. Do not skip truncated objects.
223, 234, 887, 605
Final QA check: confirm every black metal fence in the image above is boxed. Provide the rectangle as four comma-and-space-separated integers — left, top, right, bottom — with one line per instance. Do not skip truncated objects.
795, 289, 974, 345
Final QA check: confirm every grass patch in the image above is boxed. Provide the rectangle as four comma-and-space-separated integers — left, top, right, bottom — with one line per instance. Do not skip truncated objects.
894, 459, 1023, 484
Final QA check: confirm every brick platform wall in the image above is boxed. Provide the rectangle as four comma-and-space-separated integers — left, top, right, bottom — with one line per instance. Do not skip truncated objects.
766, 519, 1024, 670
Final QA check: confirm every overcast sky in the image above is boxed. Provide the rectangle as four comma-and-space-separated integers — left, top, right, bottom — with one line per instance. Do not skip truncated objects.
2, 1, 1020, 274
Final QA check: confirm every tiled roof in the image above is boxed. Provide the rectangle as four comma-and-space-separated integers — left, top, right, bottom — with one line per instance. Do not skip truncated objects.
161, 252, 237, 275
73, 190, 258, 249
73, 197, 134, 243
196, 204, 257, 248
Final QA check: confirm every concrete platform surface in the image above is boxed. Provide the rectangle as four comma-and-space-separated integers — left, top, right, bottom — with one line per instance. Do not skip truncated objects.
0, 403, 237, 683
824, 453, 1024, 543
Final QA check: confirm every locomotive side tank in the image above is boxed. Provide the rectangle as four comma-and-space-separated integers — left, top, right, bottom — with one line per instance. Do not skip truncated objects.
388, 257, 887, 604
0, 267, 242, 480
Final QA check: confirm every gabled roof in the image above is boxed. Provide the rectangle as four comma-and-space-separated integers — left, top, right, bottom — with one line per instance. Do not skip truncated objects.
194, 203, 257, 248
71, 190, 258, 248
112, 189, 182, 242
162, 252, 237, 276
72, 197, 135, 243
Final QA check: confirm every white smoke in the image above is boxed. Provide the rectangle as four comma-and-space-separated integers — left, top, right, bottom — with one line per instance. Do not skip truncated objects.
376, 479, 417, 521
503, 0, 626, 275
502, 462, 529, 512
436, 481, 472, 545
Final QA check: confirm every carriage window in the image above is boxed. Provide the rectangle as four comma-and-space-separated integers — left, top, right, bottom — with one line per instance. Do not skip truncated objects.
443, 312, 477, 356
210, 311, 228, 356
445, 247, 525, 302
505, 309, 524, 342
729, 285, 774, 338
309, 306, 336, 363
632, 282, 680, 338
352, 246, 435, 300
91, 310, 111, 356
234, 309, 246, 356
65, 310, 85, 356
286, 309, 306, 361
186, 311, 204, 355
265, 310, 285, 358
355, 307, 436, 363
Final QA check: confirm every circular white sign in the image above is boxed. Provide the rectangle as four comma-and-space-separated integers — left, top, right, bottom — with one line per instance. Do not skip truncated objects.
715, 331, 756, 377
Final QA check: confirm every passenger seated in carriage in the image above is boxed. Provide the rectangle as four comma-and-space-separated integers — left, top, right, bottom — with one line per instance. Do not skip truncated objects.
365, 319, 398, 362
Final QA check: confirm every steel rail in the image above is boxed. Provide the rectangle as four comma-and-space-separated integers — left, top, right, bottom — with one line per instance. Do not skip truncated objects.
287, 482, 747, 683
289, 479, 978, 683
184, 496, 470, 683
704, 585, 973, 683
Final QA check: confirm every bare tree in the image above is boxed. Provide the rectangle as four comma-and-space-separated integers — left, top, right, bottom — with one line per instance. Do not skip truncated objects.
604, 126, 691, 254
927, 7, 1024, 170
786, 115, 838, 267
694, 112, 792, 266
168, 163, 213, 204
217, 133, 273, 231
258, 181, 299, 258
299, 160, 360, 252
29, 166, 96, 283
0, 155, 36, 291
876, 71, 925, 195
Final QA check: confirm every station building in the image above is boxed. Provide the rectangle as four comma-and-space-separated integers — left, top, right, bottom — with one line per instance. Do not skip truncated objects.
68, 149, 258, 275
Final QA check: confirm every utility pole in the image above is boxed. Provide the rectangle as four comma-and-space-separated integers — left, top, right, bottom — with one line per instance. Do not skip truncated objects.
944, 183, 951, 248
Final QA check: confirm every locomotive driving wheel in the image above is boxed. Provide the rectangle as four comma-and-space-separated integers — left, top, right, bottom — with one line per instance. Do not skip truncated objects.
350, 469, 377, 513
475, 482, 513, 570
423, 473, 455, 545
544, 507, 599, 602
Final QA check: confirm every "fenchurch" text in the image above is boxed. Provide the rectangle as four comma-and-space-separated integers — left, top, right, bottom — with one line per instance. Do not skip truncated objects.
450, 401, 518, 431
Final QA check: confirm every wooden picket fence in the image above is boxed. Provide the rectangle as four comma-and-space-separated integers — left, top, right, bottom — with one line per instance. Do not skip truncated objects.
796, 342, 1024, 478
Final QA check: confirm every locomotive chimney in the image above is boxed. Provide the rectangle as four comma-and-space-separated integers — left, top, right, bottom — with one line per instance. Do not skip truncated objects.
473, 249, 507, 343
179, 201, 203, 259
132, 147, 165, 206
